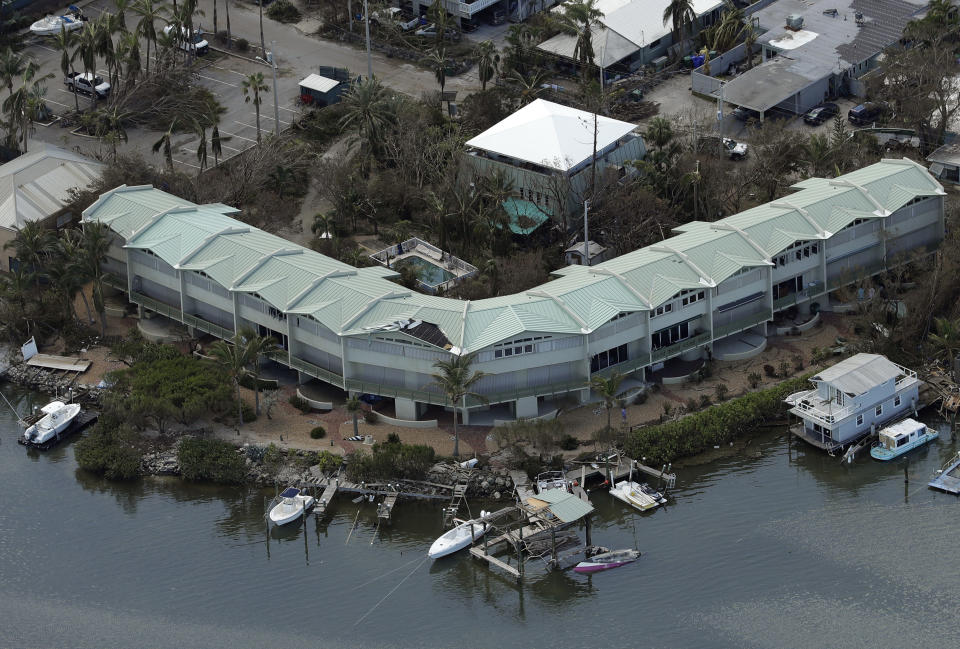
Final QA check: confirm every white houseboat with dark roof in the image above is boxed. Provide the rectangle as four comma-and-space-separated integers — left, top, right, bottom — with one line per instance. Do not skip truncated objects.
785, 354, 921, 452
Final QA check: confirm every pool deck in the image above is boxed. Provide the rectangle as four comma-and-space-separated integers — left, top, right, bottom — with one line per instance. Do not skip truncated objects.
392, 249, 474, 281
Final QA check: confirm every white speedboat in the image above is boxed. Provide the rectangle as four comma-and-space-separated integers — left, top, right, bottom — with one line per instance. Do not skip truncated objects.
268, 487, 315, 526
609, 480, 667, 512
21, 401, 81, 445
428, 511, 488, 559
30, 10, 87, 37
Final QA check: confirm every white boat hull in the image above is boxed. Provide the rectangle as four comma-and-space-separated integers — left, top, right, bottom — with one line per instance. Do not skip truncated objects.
269, 494, 315, 526
610, 480, 666, 512
30, 15, 84, 36
428, 518, 488, 559
22, 403, 81, 445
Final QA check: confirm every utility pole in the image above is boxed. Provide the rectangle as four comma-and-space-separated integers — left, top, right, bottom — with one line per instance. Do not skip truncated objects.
583, 199, 590, 266
363, 0, 372, 80
270, 41, 280, 136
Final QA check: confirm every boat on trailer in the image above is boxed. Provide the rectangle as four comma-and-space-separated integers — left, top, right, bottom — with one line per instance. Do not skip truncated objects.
428, 511, 488, 559
30, 7, 87, 36
870, 418, 938, 461
268, 487, 315, 526
573, 548, 640, 574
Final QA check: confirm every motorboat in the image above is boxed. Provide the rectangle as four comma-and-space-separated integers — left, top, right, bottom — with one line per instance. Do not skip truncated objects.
609, 480, 667, 512
428, 511, 488, 559
535, 470, 570, 494
573, 548, 640, 574
870, 418, 938, 461
268, 487, 315, 526
30, 8, 87, 36
21, 400, 81, 445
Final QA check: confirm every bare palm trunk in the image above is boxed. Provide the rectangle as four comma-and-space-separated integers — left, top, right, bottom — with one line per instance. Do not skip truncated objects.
213, 0, 218, 34
452, 410, 459, 457
236, 382, 244, 427
254, 104, 261, 143
226, 1, 232, 48
79, 290, 94, 323
259, 0, 265, 54
352, 412, 359, 437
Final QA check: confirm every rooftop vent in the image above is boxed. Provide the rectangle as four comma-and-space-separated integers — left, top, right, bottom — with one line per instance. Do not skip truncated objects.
786, 14, 804, 30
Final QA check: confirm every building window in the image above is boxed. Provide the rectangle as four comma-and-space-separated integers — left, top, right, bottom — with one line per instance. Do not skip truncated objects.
591, 343, 628, 373
876, 404, 883, 417
651, 321, 690, 350
857, 414, 863, 426
894, 395, 901, 407
836, 390, 844, 407
652, 303, 673, 318
492, 336, 548, 359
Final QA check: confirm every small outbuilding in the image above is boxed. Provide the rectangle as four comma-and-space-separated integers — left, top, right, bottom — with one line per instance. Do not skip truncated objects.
927, 142, 960, 184
298, 73, 344, 107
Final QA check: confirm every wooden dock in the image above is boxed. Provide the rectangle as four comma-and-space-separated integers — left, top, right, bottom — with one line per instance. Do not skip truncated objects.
17, 409, 98, 450
25, 354, 91, 372
378, 492, 398, 520
929, 453, 960, 495
469, 544, 521, 578
316, 481, 339, 514
566, 454, 676, 491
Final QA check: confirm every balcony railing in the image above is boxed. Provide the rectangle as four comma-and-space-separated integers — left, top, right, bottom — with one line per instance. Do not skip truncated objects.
130, 291, 235, 340
772, 282, 824, 311
592, 353, 651, 379
182, 312, 234, 340
102, 272, 127, 292
286, 354, 345, 389
713, 310, 771, 339
651, 332, 711, 364
827, 261, 888, 290
787, 389, 856, 424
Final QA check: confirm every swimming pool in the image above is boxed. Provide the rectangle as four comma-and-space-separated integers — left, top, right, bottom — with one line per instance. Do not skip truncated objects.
397, 255, 454, 287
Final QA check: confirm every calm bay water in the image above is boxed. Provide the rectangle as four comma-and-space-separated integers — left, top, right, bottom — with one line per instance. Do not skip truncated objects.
2, 384, 959, 649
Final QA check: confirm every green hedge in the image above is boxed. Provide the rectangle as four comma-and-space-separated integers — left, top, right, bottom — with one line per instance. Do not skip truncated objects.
75, 415, 143, 480
625, 375, 810, 465
345, 438, 436, 482
178, 437, 248, 484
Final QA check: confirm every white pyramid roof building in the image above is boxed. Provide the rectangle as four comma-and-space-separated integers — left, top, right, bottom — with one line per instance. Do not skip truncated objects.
465, 99, 637, 173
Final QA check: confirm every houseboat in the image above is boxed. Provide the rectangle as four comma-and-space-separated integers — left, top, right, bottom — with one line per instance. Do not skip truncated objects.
785, 354, 921, 453
870, 418, 937, 461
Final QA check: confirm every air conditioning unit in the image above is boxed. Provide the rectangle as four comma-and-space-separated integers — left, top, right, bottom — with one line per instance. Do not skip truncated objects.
786, 14, 804, 30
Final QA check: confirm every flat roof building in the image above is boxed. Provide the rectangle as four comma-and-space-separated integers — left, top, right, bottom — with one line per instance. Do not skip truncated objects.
719, 0, 925, 117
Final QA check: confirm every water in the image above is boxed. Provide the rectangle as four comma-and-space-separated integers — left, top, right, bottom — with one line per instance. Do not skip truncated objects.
2, 383, 959, 649
396, 256, 454, 287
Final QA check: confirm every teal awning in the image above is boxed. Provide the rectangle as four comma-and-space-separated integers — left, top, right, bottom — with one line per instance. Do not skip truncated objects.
502, 197, 550, 235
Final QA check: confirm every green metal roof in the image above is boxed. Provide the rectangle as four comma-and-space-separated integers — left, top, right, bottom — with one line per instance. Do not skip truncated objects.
531, 488, 595, 522
83, 159, 943, 353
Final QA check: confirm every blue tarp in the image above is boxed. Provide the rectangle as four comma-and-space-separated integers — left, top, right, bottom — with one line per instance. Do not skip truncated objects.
280, 487, 300, 498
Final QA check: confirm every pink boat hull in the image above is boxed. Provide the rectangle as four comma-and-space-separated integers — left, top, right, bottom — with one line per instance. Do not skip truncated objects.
573, 560, 631, 573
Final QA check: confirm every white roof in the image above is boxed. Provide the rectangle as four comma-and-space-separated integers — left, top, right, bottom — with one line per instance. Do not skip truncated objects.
539, 0, 723, 65
299, 74, 339, 94
465, 99, 637, 172
565, 240, 606, 257
879, 418, 924, 440
0, 143, 104, 231
812, 354, 907, 396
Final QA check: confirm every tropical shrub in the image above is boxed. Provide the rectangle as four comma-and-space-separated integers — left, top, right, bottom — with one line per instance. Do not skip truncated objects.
714, 383, 729, 401
345, 438, 436, 481
288, 394, 311, 413
747, 372, 762, 389
75, 412, 142, 480
177, 437, 247, 484
310, 426, 326, 439
267, 0, 301, 23
625, 375, 811, 465
364, 410, 378, 424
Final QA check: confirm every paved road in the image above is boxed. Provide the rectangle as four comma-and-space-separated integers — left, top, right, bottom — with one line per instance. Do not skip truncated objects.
20, 0, 481, 171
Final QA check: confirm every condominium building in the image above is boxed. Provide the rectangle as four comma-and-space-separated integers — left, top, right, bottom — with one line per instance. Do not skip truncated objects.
84, 159, 944, 424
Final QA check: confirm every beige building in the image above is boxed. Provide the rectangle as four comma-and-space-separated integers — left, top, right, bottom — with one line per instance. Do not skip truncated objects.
0, 144, 104, 271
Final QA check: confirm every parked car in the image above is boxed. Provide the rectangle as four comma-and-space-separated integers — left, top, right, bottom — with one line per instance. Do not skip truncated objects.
162, 24, 209, 55
731, 106, 760, 122
803, 102, 839, 125
64, 72, 110, 99
848, 102, 883, 126
704, 136, 748, 160
414, 23, 461, 41
399, 16, 422, 31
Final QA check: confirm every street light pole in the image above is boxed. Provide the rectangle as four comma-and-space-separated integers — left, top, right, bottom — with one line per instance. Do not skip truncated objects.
363, 0, 372, 80
270, 40, 280, 136
583, 199, 590, 266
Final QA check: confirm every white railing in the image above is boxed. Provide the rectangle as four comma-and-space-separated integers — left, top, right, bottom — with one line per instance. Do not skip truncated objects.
895, 365, 918, 390
788, 390, 857, 424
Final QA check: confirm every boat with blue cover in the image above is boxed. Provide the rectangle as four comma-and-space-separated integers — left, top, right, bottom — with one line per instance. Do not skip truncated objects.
269, 487, 315, 526
870, 418, 937, 461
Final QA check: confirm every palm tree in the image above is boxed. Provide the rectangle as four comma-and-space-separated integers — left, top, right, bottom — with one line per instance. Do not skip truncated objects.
0, 47, 26, 101
429, 352, 487, 457
710, 0, 746, 52
663, 0, 696, 46
193, 119, 208, 171
589, 371, 625, 431
345, 395, 362, 437
258, 0, 266, 54
311, 212, 334, 239
120, 31, 142, 89
504, 68, 547, 108
556, 0, 604, 78
55, 230, 95, 323
743, 23, 757, 70
268, 165, 295, 198
94, 15, 118, 91
238, 326, 277, 416
76, 22, 99, 106
101, 105, 131, 159
4, 221, 55, 288
242, 71, 268, 143
211, 124, 229, 166
80, 222, 113, 336
338, 77, 396, 156
152, 119, 177, 169
428, 47, 447, 95
53, 27, 80, 111
646, 115, 673, 152
212, 0, 218, 35
504, 23, 535, 75
225, 0, 232, 48
209, 334, 253, 428
4, 63, 53, 153
475, 40, 498, 91
133, 0, 167, 75
930, 317, 960, 367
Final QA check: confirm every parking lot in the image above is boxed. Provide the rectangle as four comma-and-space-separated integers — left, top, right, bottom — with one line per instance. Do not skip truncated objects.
18, 0, 304, 172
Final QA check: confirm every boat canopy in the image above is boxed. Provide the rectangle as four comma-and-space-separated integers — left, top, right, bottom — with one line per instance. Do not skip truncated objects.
41, 401, 66, 414
280, 487, 300, 498
879, 419, 924, 448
